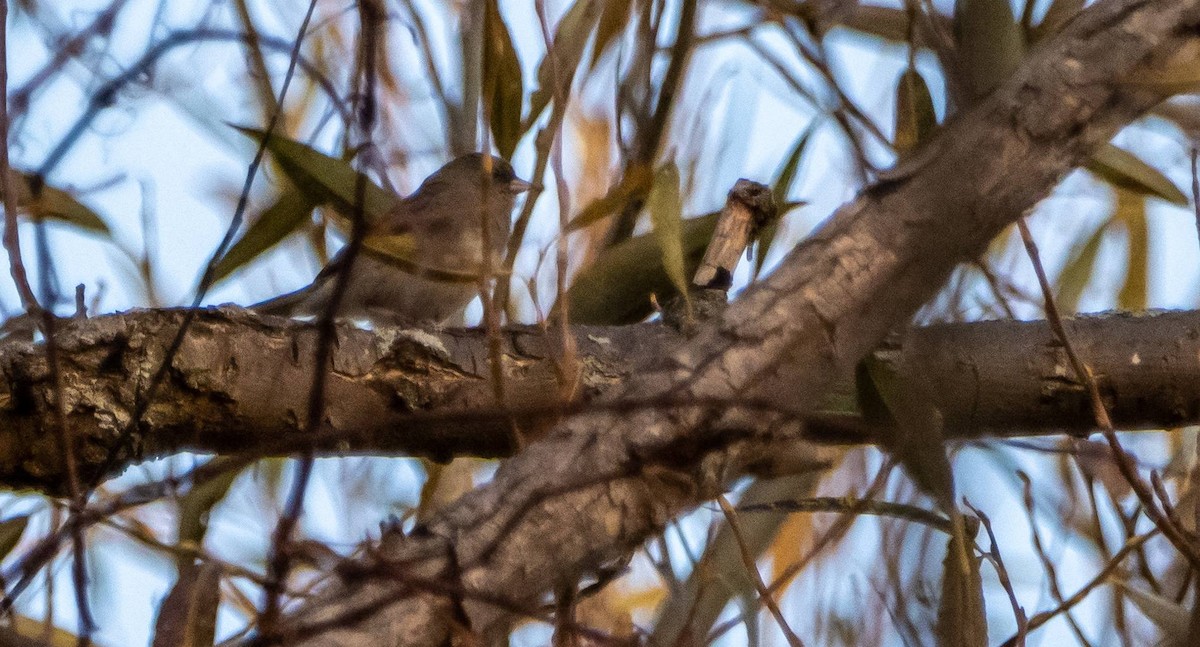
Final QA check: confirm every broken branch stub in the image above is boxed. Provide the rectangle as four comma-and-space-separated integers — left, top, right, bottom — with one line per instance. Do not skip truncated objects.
693, 179, 778, 289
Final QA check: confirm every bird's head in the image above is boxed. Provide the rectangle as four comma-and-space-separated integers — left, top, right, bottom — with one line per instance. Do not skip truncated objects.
423, 153, 532, 201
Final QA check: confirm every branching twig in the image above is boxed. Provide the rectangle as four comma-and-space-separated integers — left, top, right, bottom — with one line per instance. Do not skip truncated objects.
1016, 218, 1200, 569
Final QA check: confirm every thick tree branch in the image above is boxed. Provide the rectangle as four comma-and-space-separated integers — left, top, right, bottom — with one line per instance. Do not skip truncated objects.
2, 307, 1198, 493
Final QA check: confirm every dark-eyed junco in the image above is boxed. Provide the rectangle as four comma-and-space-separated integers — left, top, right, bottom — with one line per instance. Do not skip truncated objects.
254, 153, 530, 325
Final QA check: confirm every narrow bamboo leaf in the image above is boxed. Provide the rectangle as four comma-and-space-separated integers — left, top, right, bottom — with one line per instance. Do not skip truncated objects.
1113, 580, 1189, 640
954, 0, 1025, 98
528, 0, 600, 126
232, 126, 400, 221
894, 68, 937, 153
176, 458, 243, 573
935, 531, 987, 647
1055, 220, 1110, 314
567, 162, 654, 231
1152, 102, 1200, 140
647, 473, 825, 647
731, 2, 952, 47
2, 172, 110, 235
590, 0, 632, 70
1087, 143, 1189, 206
857, 356, 954, 508
648, 162, 689, 307
484, 0, 524, 159
845, 5, 911, 42
417, 459, 477, 522
757, 123, 819, 278
0, 515, 28, 561
152, 561, 221, 647
1116, 189, 1149, 310
566, 212, 718, 324
213, 190, 318, 283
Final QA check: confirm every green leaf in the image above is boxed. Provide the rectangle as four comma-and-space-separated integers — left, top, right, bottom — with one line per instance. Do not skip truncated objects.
232, 126, 400, 223
1112, 579, 1189, 640
566, 212, 718, 324
756, 123, 818, 278
152, 561, 221, 647
894, 68, 937, 153
935, 530, 987, 647
648, 162, 689, 308
567, 162, 654, 231
1087, 143, 1188, 206
3, 172, 110, 235
0, 515, 28, 561
954, 0, 1025, 98
590, 0, 632, 70
176, 458, 243, 574
213, 189, 318, 283
528, 0, 601, 126
484, 0, 524, 159
1055, 220, 1109, 314
857, 355, 954, 509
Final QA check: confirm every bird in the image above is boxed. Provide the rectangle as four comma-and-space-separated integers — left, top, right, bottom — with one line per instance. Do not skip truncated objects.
253, 153, 530, 325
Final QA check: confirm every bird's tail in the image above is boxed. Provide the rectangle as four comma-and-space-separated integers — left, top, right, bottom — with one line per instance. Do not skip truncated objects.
249, 285, 314, 317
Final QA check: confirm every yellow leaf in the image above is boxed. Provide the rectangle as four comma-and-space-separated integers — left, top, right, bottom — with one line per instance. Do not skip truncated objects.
935, 529, 987, 647
2, 172, 110, 235
1087, 143, 1188, 205
1055, 219, 1111, 314
1115, 189, 1148, 310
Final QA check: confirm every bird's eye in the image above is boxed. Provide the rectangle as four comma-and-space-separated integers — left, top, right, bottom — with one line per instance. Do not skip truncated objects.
491, 165, 514, 182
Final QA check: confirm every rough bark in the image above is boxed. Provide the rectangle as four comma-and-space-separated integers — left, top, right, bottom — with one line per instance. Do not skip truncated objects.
3, 306, 1199, 493
220, 1, 1200, 644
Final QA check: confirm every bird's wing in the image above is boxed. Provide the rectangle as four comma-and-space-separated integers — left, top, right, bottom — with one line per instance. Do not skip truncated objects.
377, 183, 460, 236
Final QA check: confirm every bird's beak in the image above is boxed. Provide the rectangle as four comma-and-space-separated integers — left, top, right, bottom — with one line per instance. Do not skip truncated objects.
508, 178, 532, 193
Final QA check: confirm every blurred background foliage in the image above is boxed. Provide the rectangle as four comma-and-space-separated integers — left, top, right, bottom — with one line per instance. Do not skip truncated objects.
1, 0, 1200, 645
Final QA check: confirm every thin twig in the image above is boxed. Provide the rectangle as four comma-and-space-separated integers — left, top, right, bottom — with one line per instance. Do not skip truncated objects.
0, 0, 37, 312
534, 0, 580, 403
1001, 530, 1158, 646
716, 495, 806, 647
707, 461, 895, 644
1018, 471, 1092, 646
736, 497, 952, 535
0, 4, 93, 642
1191, 147, 1200, 258
261, 1, 373, 641
965, 501, 1027, 647
8, 0, 128, 121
